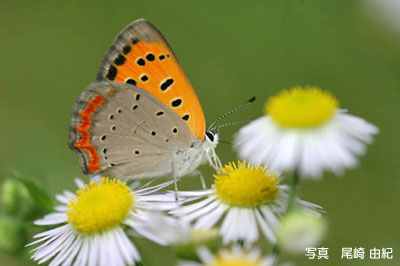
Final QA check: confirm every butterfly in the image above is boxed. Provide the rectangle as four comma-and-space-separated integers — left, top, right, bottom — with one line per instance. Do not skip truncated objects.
68, 18, 222, 185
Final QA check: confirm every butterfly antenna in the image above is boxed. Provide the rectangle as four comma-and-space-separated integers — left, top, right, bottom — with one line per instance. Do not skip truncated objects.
219, 139, 233, 145
210, 120, 251, 132
208, 96, 256, 131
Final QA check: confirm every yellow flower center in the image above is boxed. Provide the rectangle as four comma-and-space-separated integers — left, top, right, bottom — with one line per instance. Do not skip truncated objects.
67, 177, 133, 234
266, 87, 339, 128
207, 256, 262, 266
214, 161, 279, 208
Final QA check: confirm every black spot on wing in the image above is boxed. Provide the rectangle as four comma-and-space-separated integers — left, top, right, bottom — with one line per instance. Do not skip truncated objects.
122, 45, 131, 54
126, 79, 137, 85
171, 98, 182, 108
114, 54, 126, 66
160, 78, 174, 91
182, 114, 190, 121
137, 58, 145, 66
106, 66, 117, 80
146, 53, 155, 61
140, 75, 149, 82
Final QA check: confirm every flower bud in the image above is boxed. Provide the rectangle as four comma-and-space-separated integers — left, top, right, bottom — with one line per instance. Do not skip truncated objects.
1, 178, 37, 220
0, 215, 26, 254
277, 210, 327, 254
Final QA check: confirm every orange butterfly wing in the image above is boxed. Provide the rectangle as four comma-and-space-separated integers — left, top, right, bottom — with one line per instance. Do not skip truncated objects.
97, 19, 205, 140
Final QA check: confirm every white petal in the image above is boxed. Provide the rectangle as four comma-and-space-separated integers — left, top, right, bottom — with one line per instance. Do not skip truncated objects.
114, 228, 137, 265
74, 178, 86, 189
135, 179, 175, 195
180, 200, 221, 223
270, 132, 300, 171
139, 201, 179, 211
60, 236, 82, 266
55, 194, 70, 204
220, 208, 240, 244
173, 189, 214, 197
260, 207, 280, 229
137, 194, 176, 202
106, 231, 124, 266
194, 203, 228, 229
132, 222, 169, 246
338, 112, 378, 143
48, 232, 76, 266
197, 246, 215, 263
32, 227, 73, 261
31, 224, 70, 241
88, 235, 100, 266
99, 234, 111, 266
170, 196, 215, 216
34, 213, 68, 225
245, 209, 259, 246
73, 237, 89, 266
297, 199, 324, 213
63, 190, 75, 200
54, 205, 69, 212
90, 175, 102, 182
177, 262, 202, 266
255, 209, 276, 243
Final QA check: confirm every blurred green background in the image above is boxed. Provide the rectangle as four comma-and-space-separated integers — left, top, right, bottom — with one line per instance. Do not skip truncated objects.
0, 0, 399, 265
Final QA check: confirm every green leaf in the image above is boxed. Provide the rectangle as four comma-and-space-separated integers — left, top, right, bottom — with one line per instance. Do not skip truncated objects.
12, 173, 54, 213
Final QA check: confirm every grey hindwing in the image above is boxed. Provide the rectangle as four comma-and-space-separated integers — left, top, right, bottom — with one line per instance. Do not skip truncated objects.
69, 81, 194, 179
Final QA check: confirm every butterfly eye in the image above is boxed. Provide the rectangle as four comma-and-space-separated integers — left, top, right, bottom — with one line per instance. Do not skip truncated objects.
205, 131, 215, 142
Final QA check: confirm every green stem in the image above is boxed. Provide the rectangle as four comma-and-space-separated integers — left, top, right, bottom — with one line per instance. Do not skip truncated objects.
271, 244, 280, 266
271, 169, 301, 266
287, 168, 300, 212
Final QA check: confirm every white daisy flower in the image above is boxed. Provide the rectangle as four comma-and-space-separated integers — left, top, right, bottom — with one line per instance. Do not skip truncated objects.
178, 246, 287, 266
28, 177, 176, 266
170, 161, 322, 246
235, 87, 379, 178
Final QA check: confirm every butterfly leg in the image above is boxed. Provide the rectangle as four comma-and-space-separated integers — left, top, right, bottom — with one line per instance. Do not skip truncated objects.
199, 173, 206, 190
172, 162, 179, 202
205, 148, 222, 173
192, 170, 206, 189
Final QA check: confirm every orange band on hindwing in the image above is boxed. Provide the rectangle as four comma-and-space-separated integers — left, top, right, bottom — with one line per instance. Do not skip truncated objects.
74, 94, 105, 173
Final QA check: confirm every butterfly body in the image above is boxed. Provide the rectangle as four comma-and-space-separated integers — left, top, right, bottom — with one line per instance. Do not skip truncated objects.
173, 136, 217, 178
69, 19, 220, 180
